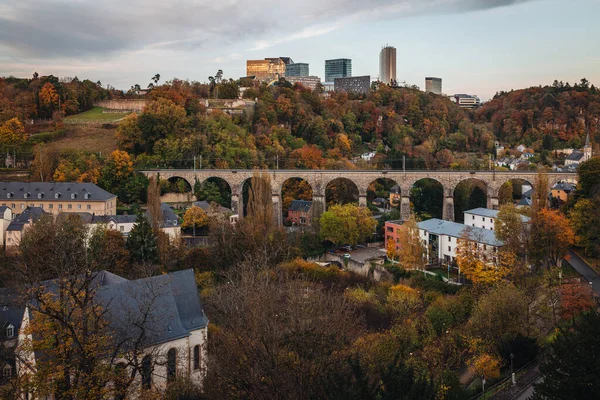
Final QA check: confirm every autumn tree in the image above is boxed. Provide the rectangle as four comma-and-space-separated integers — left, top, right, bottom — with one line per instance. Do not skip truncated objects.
88, 225, 130, 277
396, 215, 426, 270
495, 203, 528, 254
456, 227, 508, 286
386, 237, 397, 260
559, 283, 595, 323
319, 203, 377, 246
570, 195, 600, 257
39, 82, 59, 115
0, 118, 27, 147
528, 208, 575, 268
289, 144, 326, 169
246, 171, 275, 230
115, 113, 143, 153
532, 168, 549, 212
181, 206, 208, 230
498, 180, 513, 205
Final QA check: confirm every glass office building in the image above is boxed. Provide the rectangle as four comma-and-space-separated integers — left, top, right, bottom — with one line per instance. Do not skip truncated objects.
325, 59, 352, 83
285, 63, 309, 77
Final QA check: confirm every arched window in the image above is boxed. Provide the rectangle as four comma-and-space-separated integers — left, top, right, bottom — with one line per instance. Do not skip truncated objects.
141, 355, 152, 390
2, 364, 11, 379
193, 345, 200, 370
167, 348, 176, 383
5, 324, 14, 338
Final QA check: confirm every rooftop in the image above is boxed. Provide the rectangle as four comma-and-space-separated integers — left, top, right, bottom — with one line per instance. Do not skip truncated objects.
464, 207, 530, 223
418, 218, 503, 247
289, 200, 313, 212
0, 182, 116, 201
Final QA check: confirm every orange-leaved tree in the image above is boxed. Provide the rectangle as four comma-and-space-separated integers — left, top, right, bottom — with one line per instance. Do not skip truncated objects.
456, 227, 508, 286
528, 208, 575, 268
396, 214, 426, 271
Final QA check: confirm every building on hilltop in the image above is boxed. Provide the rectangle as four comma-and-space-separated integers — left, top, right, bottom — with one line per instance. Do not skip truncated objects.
11, 269, 208, 397
450, 94, 481, 109
285, 63, 309, 77
425, 77, 442, 95
325, 58, 352, 83
0, 182, 117, 216
334, 75, 370, 95
379, 46, 396, 84
246, 58, 287, 82
285, 76, 322, 90
564, 132, 593, 166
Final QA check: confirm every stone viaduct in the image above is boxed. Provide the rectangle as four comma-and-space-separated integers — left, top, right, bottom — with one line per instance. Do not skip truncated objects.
141, 169, 578, 225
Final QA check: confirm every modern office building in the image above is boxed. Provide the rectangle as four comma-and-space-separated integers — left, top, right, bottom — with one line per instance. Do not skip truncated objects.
285, 63, 310, 77
278, 57, 294, 65
379, 46, 396, 84
285, 76, 321, 90
325, 59, 352, 83
246, 58, 287, 81
334, 75, 370, 95
425, 77, 442, 95
450, 94, 481, 109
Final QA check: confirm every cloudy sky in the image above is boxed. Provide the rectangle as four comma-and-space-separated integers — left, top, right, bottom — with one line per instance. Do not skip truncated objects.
1, 0, 599, 99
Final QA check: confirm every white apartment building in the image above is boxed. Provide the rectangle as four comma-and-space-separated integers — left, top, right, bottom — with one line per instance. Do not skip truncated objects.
417, 218, 503, 266
463, 208, 531, 231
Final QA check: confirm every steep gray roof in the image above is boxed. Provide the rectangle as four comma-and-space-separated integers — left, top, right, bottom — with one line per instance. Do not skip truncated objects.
418, 218, 503, 247
7, 207, 46, 232
0, 288, 25, 337
464, 207, 530, 223
566, 151, 584, 161
92, 215, 138, 224
146, 204, 179, 228
552, 182, 575, 192
289, 200, 312, 212
0, 182, 116, 201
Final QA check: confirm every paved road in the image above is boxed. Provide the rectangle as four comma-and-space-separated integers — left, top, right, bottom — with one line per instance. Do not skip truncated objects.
512, 377, 543, 400
565, 250, 600, 295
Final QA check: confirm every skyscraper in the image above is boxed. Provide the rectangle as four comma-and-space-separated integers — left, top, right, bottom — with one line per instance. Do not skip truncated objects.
325, 59, 352, 83
425, 77, 442, 95
379, 46, 396, 84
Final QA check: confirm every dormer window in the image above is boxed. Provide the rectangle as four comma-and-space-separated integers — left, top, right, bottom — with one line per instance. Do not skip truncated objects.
55, 193, 61, 199
71, 193, 77, 199
24, 192, 30, 199
84, 193, 91, 199
37, 193, 43, 199
5, 324, 14, 338
6, 193, 12, 199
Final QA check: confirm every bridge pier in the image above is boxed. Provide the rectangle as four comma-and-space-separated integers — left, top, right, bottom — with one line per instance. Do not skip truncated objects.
311, 195, 326, 221
487, 195, 499, 210
359, 194, 368, 208
400, 196, 411, 221
231, 194, 243, 217
272, 194, 282, 227
442, 196, 455, 221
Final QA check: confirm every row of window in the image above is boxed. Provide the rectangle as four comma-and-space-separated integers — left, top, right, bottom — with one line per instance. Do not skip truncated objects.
2, 203, 92, 211
141, 345, 202, 390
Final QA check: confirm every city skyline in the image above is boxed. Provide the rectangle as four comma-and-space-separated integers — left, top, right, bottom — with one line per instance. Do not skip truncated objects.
1, 0, 599, 100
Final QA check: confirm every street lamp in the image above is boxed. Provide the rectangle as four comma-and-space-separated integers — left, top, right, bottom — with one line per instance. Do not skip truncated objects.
510, 353, 515, 386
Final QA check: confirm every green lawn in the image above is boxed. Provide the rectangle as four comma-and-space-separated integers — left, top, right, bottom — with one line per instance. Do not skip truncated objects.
65, 107, 129, 122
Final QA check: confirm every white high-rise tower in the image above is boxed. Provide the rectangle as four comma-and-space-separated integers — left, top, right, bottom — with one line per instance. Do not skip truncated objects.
379, 45, 396, 84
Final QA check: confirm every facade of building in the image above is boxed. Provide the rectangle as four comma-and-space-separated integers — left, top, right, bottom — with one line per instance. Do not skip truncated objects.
285, 76, 321, 90
379, 46, 396, 84
246, 58, 287, 81
14, 269, 208, 398
5, 207, 46, 254
287, 200, 313, 225
147, 203, 181, 240
0, 206, 12, 248
463, 208, 530, 231
91, 214, 138, 236
564, 133, 593, 166
334, 75, 370, 95
451, 94, 481, 109
425, 77, 442, 95
385, 220, 404, 252
325, 59, 352, 83
0, 182, 117, 216
285, 63, 309, 77
417, 218, 503, 266
551, 182, 575, 203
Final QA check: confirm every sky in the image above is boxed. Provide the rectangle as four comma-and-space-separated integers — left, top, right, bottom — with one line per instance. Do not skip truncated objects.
0, 0, 599, 100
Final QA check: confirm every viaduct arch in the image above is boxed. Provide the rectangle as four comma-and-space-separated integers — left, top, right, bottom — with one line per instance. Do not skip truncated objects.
142, 169, 578, 225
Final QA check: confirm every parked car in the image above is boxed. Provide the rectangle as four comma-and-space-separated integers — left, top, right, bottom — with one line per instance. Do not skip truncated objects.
340, 245, 352, 252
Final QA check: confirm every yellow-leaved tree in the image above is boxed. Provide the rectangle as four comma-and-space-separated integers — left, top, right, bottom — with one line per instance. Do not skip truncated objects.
0, 118, 28, 147
319, 203, 377, 246
182, 206, 209, 229
456, 227, 508, 286
396, 214, 426, 270
386, 237, 397, 260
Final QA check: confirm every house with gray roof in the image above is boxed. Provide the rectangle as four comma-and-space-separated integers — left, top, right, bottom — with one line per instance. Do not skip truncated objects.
417, 218, 503, 266
16, 269, 208, 395
0, 182, 117, 216
464, 207, 530, 231
286, 200, 313, 226
146, 204, 181, 240
5, 207, 47, 254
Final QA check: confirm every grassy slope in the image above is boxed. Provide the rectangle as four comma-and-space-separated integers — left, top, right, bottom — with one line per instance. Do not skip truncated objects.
47, 124, 118, 155
65, 106, 129, 122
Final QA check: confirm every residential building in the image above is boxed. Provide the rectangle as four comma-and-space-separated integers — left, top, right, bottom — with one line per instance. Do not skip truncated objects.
385, 220, 404, 252
14, 269, 208, 397
285, 76, 321, 90
360, 151, 377, 161
0, 182, 117, 216
425, 77, 442, 95
517, 188, 534, 208
285, 63, 309, 77
325, 58, 352, 83
379, 46, 396, 84
334, 75, 370, 95
516, 144, 526, 153
147, 204, 181, 240
0, 206, 12, 248
5, 207, 46, 254
463, 208, 530, 231
551, 181, 575, 203
450, 94, 481, 109
417, 219, 503, 266
91, 214, 138, 236
287, 200, 313, 225
0, 287, 22, 383
246, 58, 287, 81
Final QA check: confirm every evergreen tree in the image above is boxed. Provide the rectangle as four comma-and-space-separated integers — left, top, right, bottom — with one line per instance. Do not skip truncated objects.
532, 312, 600, 399
126, 214, 158, 264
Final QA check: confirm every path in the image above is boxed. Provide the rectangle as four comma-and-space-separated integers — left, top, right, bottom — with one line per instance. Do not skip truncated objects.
565, 250, 600, 295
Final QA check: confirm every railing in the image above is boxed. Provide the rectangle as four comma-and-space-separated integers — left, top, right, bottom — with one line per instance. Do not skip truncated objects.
467, 358, 538, 400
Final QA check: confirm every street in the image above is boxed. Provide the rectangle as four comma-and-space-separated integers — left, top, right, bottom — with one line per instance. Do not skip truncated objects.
565, 251, 600, 296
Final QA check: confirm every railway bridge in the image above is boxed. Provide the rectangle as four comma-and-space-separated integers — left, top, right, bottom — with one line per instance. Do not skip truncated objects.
141, 169, 578, 225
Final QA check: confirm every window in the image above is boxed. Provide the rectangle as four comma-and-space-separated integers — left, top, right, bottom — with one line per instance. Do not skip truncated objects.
167, 348, 177, 383
20, 204, 24, 209
119, 226, 124, 232
448, 246, 451, 252
67, 204, 72, 210
387, 227, 394, 232
10, 204, 14, 209
472, 215, 475, 220
58, 204, 62, 210
87, 205, 91, 210
77, 204, 81, 210
40, 204, 43, 209
193, 345, 200, 370
5, 324, 14, 338
2, 365, 11, 380
448, 237, 452, 243
49, 204, 53, 209
482, 217, 485, 222
483, 245, 487, 251
141, 355, 152, 389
